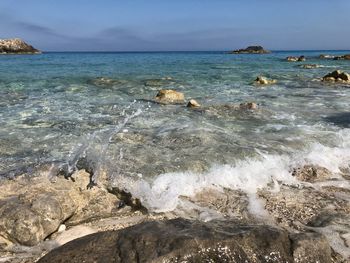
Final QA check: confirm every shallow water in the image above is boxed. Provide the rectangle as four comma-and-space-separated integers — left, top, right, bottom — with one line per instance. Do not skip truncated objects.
1, 51, 350, 211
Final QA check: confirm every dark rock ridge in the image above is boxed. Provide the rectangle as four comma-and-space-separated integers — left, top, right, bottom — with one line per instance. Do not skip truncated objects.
38, 218, 334, 263
0, 38, 40, 54
229, 45, 270, 54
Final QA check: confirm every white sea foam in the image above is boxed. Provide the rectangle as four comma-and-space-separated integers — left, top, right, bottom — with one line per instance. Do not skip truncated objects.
115, 129, 350, 213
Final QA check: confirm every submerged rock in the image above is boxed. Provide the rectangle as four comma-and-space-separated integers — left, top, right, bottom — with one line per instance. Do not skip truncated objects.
38, 218, 336, 263
154, 89, 185, 104
186, 99, 201, 108
0, 38, 40, 54
286, 56, 305, 62
229, 45, 270, 54
300, 64, 321, 69
322, 70, 350, 83
90, 77, 125, 87
255, 76, 277, 85
144, 77, 174, 87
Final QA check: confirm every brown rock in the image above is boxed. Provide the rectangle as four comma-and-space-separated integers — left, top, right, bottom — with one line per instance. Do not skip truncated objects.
0, 171, 121, 246
155, 89, 185, 104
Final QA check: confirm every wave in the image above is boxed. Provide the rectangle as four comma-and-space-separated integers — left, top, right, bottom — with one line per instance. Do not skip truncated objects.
112, 128, 350, 213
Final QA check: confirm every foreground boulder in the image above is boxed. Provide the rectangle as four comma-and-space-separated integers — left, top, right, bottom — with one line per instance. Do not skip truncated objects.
38, 218, 334, 263
229, 45, 270, 54
155, 89, 185, 104
322, 70, 350, 83
255, 76, 277, 85
0, 38, 40, 54
0, 171, 121, 246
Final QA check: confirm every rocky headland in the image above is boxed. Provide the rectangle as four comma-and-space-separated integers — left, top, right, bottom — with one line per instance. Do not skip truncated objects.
0, 38, 41, 54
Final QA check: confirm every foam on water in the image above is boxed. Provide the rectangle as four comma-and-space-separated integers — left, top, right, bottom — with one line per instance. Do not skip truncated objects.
114, 128, 350, 213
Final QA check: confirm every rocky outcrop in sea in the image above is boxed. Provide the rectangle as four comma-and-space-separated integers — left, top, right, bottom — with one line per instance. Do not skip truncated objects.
229, 45, 270, 54
0, 38, 40, 54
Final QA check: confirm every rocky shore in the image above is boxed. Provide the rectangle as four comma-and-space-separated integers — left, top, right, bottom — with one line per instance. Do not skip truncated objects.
0, 161, 349, 262
0, 39, 40, 54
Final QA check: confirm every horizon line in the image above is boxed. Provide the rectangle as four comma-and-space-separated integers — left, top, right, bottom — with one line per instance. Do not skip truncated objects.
41, 49, 350, 53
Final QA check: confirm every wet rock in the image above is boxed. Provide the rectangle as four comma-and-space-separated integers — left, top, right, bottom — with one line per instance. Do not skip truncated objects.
259, 185, 350, 231
255, 76, 277, 85
286, 56, 305, 62
0, 38, 40, 54
292, 165, 333, 182
319, 54, 335, 59
322, 70, 350, 83
181, 188, 251, 221
300, 64, 321, 69
154, 89, 185, 104
186, 99, 201, 108
290, 232, 333, 263
107, 187, 146, 213
334, 54, 350, 60
229, 45, 270, 54
0, 171, 121, 246
38, 218, 337, 263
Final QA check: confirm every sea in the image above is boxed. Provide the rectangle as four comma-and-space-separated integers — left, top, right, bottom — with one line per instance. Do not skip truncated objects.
0, 51, 350, 212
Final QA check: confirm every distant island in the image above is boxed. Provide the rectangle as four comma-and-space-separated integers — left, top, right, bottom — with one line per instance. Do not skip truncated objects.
229, 45, 270, 54
0, 38, 41, 54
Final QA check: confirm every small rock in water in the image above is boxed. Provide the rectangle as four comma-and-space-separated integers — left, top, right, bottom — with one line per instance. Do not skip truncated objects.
322, 70, 350, 83
155, 89, 185, 104
319, 54, 335, 59
186, 99, 201, 108
255, 76, 277, 85
300, 64, 321, 69
286, 56, 306, 62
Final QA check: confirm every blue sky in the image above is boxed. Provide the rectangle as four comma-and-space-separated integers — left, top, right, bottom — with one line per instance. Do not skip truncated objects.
0, 0, 349, 51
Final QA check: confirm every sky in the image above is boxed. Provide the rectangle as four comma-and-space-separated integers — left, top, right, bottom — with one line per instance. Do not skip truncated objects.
0, 0, 349, 51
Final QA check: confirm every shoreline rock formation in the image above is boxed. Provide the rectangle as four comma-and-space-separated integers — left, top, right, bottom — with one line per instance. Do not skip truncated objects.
229, 45, 270, 54
0, 38, 41, 54
38, 218, 336, 263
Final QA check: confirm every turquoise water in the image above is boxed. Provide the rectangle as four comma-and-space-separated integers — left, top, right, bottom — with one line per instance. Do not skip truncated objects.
1, 51, 350, 211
